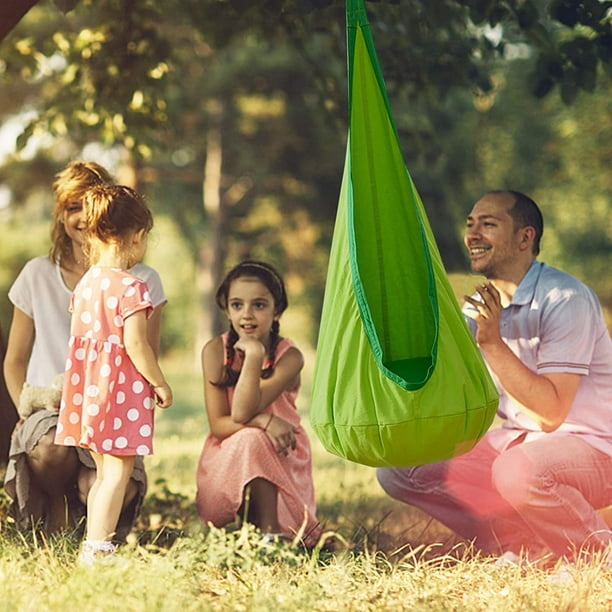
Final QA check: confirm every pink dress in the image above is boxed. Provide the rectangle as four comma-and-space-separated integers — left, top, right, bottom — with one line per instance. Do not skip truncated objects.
55, 266, 155, 456
196, 336, 322, 545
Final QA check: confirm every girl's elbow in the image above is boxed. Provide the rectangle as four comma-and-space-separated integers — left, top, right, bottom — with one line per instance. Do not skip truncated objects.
123, 342, 138, 360
209, 425, 229, 440
231, 412, 250, 425
230, 401, 259, 424
125, 341, 148, 364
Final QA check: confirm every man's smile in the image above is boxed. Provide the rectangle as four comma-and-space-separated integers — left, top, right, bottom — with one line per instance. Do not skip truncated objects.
469, 245, 491, 257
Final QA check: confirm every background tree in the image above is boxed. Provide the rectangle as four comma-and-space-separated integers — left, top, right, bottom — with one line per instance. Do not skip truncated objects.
0, 0, 610, 349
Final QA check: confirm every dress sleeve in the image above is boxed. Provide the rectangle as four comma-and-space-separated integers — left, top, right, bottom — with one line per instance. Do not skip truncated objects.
120, 279, 154, 321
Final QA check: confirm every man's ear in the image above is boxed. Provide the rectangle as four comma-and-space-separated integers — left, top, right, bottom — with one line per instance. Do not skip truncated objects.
519, 226, 536, 251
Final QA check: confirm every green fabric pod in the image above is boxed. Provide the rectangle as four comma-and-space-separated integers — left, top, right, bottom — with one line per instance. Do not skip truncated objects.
309, 0, 499, 467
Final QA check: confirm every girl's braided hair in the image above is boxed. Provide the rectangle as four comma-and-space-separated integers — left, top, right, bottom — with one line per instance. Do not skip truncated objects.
214, 260, 288, 388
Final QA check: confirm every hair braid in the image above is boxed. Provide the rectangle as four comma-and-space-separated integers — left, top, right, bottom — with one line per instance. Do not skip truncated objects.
261, 320, 280, 380
213, 326, 240, 387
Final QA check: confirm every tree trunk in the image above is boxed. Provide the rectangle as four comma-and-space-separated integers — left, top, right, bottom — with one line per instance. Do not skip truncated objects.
0, 0, 40, 43
195, 100, 227, 364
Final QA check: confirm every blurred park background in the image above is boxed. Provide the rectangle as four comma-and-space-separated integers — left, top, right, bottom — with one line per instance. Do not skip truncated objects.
1, 0, 610, 397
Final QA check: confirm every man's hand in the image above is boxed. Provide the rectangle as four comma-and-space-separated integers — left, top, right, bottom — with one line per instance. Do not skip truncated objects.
464, 281, 504, 347
464, 281, 581, 431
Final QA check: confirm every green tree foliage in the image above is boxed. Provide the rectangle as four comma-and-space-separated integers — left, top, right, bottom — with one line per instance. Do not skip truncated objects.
2, 0, 175, 156
0, 0, 609, 351
458, 0, 611, 103
4, 1, 609, 159
466, 57, 611, 310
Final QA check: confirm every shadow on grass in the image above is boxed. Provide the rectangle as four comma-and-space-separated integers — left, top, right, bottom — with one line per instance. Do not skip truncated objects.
315, 493, 465, 562
133, 478, 466, 565
0, 472, 467, 566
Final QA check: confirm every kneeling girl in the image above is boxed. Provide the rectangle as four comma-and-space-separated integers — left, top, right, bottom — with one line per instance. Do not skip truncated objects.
196, 260, 321, 545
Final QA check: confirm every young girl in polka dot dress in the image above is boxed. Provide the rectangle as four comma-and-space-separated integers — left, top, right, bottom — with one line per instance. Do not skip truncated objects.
55, 184, 172, 564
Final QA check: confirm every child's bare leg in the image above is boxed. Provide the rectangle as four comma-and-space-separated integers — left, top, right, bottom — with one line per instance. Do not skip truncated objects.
247, 478, 280, 533
87, 452, 136, 541
78, 465, 137, 510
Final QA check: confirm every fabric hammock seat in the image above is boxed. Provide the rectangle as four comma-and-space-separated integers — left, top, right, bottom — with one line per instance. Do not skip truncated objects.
309, 0, 499, 468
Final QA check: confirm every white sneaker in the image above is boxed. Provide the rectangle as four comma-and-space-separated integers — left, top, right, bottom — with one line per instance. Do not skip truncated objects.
259, 533, 291, 546
78, 540, 116, 566
494, 551, 521, 568
548, 564, 574, 585
78, 544, 96, 567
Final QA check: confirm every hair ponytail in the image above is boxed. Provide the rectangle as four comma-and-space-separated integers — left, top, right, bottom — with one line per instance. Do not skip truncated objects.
81, 184, 153, 264
214, 327, 240, 388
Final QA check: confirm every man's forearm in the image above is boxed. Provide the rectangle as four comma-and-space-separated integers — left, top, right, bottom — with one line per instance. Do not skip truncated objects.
480, 339, 571, 432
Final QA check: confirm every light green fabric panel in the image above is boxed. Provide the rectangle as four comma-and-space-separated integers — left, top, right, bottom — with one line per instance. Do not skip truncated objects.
349, 26, 437, 390
309, 1, 498, 467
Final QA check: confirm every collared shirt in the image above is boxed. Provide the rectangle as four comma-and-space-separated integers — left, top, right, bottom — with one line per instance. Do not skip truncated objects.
464, 261, 612, 456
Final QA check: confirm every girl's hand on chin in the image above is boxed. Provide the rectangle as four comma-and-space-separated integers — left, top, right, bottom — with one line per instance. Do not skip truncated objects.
234, 336, 266, 357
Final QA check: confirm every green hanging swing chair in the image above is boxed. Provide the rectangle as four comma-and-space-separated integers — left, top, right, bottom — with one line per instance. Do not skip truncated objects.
310, 0, 499, 468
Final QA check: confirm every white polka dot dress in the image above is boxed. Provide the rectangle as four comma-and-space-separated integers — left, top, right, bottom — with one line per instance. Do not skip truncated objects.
55, 266, 155, 456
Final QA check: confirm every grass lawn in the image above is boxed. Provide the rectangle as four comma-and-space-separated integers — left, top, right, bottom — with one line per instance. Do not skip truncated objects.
1, 350, 610, 611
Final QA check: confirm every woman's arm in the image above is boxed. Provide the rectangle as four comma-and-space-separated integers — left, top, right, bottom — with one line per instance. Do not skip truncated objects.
3, 307, 34, 406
